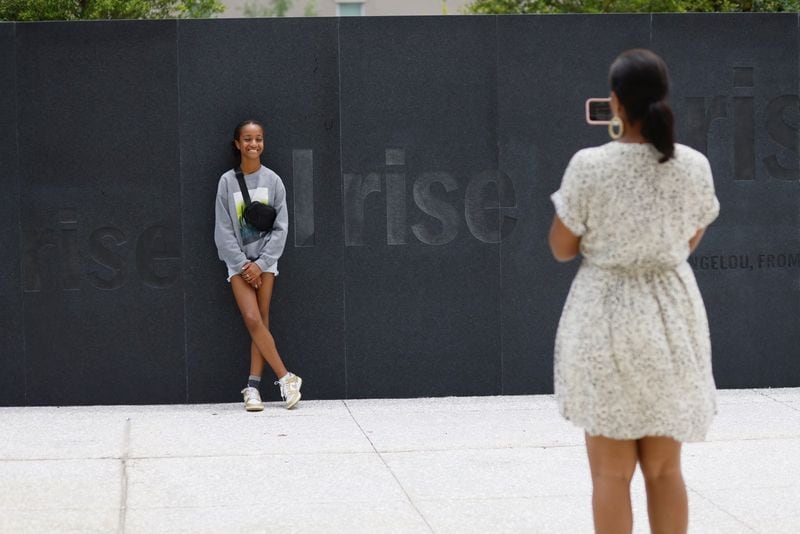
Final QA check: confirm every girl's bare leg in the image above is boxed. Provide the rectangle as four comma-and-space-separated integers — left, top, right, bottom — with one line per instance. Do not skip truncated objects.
585, 433, 638, 534
231, 274, 288, 379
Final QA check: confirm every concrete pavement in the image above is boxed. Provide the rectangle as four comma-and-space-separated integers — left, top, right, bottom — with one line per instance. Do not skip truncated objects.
1, 388, 799, 533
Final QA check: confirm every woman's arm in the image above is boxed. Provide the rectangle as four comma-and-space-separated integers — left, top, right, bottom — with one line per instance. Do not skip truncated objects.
549, 214, 581, 262
689, 227, 706, 253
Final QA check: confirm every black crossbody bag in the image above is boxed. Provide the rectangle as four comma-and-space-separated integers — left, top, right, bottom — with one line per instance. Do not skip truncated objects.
235, 167, 277, 232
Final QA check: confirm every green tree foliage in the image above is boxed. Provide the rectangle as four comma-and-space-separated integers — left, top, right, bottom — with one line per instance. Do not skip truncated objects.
241, 0, 319, 17
0, 0, 224, 20
466, 0, 800, 13
179, 0, 224, 17
242, 0, 291, 17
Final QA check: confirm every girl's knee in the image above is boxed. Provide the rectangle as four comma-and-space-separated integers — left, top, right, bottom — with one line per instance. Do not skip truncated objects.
241, 311, 263, 331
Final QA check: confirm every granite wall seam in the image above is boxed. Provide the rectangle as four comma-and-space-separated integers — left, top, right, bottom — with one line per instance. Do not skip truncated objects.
175, 18, 190, 403
12, 22, 29, 405
335, 17, 350, 399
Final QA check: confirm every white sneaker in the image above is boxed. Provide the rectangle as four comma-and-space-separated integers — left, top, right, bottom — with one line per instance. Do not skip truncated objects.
241, 387, 264, 412
275, 373, 302, 409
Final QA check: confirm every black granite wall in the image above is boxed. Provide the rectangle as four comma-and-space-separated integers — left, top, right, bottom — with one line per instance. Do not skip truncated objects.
1, 14, 798, 406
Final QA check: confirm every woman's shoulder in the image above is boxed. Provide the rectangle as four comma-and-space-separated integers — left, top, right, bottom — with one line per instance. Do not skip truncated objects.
574, 143, 610, 160
566, 144, 609, 169
672, 143, 711, 168
581, 142, 710, 169
573, 142, 632, 162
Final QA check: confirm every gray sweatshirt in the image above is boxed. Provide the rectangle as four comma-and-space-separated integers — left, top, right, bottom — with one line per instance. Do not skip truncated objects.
214, 165, 288, 278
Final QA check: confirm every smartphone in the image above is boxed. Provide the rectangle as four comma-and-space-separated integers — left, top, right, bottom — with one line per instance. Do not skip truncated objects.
585, 98, 612, 125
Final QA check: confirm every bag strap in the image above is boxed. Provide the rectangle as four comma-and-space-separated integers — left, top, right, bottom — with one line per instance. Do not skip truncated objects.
234, 167, 253, 207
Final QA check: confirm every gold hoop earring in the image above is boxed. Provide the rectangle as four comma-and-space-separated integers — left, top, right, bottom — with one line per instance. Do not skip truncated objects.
608, 116, 624, 140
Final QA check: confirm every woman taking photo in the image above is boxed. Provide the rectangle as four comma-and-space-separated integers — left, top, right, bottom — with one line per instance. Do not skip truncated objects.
549, 49, 719, 533
214, 119, 302, 412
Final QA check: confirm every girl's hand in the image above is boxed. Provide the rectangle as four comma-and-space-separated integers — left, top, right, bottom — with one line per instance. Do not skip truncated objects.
241, 262, 263, 289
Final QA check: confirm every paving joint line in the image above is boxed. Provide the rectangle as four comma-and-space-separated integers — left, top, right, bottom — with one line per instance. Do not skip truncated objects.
118, 418, 131, 534
759, 390, 800, 413
343, 400, 436, 534
687, 487, 759, 533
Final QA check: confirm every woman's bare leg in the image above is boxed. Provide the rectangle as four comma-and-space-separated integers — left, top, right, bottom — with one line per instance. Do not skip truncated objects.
585, 433, 638, 534
637, 436, 688, 534
231, 274, 288, 379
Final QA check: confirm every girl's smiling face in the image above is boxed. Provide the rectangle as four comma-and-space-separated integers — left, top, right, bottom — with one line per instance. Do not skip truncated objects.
235, 123, 264, 162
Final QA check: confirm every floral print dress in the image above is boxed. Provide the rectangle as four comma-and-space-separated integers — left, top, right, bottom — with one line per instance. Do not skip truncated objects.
551, 142, 720, 442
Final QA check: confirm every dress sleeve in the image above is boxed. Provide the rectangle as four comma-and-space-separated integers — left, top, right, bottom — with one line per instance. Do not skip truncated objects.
692, 155, 720, 229
550, 151, 589, 236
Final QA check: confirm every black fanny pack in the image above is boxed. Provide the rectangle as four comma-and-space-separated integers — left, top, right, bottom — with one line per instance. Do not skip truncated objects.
235, 167, 277, 232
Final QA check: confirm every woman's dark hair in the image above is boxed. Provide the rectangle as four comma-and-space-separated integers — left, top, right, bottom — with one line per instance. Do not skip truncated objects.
609, 49, 675, 163
231, 119, 265, 159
